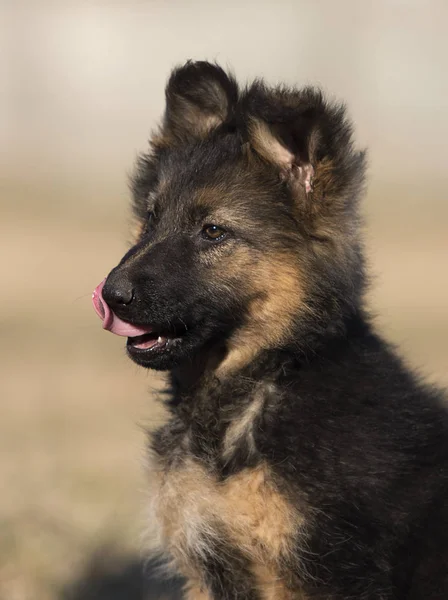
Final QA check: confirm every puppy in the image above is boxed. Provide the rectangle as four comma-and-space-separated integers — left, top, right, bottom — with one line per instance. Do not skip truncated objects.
93, 61, 448, 599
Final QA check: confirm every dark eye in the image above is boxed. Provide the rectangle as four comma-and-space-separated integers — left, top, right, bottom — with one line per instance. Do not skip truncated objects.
202, 224, 227, 241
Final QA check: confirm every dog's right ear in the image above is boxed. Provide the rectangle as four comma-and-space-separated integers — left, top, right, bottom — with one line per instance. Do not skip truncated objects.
155, 61, 238, 146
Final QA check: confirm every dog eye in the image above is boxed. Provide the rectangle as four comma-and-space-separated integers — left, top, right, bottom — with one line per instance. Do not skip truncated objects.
202, 224, 227, 241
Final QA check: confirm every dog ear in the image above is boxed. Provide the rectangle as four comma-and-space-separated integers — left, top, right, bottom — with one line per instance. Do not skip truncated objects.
245, 84, 366, 212
248, 117, 316, 194
157, 61, 238, 145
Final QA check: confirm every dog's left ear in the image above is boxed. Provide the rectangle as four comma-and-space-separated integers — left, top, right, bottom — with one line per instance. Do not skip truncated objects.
158, 61, 238, 145
245, 85, 366, 211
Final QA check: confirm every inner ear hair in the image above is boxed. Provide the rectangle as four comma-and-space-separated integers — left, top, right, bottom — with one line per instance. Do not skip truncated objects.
248, 118, 315, 194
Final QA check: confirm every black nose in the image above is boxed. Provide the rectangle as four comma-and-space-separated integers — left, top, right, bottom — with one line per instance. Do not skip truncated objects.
102, 272, 134, 310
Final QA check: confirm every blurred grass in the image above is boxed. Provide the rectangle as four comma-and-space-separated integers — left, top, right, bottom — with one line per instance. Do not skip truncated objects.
0, 179, 447, 600
0, 189, 168, 599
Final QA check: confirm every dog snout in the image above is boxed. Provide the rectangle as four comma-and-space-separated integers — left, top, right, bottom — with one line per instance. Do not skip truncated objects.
102, 270, 134, 310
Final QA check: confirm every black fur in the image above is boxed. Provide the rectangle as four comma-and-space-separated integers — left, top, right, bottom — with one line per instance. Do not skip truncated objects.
99, 62, 448, 599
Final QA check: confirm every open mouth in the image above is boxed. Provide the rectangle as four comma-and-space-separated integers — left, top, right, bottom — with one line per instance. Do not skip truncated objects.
126, 331, 186, 366
127, 332, 172, 352
92, 278, 187, 365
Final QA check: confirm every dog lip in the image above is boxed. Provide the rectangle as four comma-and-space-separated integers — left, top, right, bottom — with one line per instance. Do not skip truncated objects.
126, 335, 174, 362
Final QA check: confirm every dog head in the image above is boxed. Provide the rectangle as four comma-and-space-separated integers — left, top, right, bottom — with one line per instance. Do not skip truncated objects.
93, 61, 366, 372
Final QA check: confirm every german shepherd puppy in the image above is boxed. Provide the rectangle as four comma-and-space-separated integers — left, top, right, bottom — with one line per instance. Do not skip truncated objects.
92, 61, 448, 599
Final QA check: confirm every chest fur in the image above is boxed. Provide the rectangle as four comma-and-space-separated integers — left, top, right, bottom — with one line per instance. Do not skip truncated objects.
145, 380, 307, 597
147, 451, 303, 598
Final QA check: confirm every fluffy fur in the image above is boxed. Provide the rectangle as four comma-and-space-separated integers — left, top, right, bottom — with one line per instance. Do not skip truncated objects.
100, 61, 448, 599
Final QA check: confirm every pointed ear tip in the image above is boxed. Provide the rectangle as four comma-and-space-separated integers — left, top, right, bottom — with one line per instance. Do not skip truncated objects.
162, 61, 237, 142
165, 61, 238, 118
168, 60, 233, 86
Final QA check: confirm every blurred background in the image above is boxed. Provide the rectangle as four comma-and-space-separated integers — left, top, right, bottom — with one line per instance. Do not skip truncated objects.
1, 1, 447, 598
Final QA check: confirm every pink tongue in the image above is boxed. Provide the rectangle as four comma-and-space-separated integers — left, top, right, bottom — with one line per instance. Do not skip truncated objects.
92, 279, 153, 337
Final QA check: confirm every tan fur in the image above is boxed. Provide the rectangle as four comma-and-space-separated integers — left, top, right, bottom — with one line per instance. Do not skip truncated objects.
184, 582, 213, 600
173, 96, 222, 139
189, 189, 307, 375
150, 112, 221, 148
222, 389, 265, 461
217, 251, 305, 375
252, 564, 306, 600
147, 454, 304, 595
222, 463, 301, 561
248, 118, 294, 169
249, 118, 315, 196
185, 566, 304, 600
153, 77, 228, 147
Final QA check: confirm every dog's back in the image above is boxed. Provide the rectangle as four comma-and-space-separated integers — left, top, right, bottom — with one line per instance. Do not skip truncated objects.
93, 61, 448, 599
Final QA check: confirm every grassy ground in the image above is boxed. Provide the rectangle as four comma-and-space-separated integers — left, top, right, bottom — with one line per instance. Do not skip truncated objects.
0, 183, 447, 600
